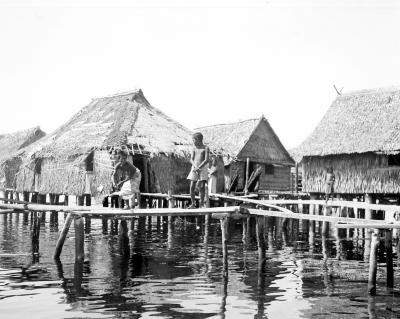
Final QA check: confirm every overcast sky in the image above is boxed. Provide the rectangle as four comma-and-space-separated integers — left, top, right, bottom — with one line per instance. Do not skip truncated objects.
0, 0, 399, 149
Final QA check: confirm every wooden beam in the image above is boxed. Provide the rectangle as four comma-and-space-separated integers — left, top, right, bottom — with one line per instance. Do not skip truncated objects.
246, 208, 396, 225
334, 223, 400, 229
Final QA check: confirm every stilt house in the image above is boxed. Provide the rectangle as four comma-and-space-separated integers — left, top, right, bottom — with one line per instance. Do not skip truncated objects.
0, 127, 45, 189
297, 87, 400, 195
15, 89, 193, 199
197, 116, 295, 193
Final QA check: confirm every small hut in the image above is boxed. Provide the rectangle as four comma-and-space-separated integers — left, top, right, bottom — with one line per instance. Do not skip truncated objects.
15, 89, 193, 200
0, 127, 45, 189
197, 116, 295, 193
296, 86, 400, 197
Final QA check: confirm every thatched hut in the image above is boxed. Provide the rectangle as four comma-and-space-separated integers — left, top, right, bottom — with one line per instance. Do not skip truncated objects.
197, 116, 295, 193
296, 86, 400, 195
0, 127, 45, 189
15, 89, 193, 198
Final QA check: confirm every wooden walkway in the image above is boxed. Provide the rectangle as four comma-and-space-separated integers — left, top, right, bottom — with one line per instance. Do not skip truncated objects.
1, 191, 399, 296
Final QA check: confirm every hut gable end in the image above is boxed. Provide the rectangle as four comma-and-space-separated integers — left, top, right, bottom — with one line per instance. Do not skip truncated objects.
197, 116, 294, 166
238, 118, 294, 165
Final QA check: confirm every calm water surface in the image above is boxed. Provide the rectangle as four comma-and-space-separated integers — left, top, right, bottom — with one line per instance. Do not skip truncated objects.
0, 211, 399, 319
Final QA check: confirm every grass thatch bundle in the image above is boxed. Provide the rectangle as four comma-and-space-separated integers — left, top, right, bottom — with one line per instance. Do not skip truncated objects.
303, 153, 400, 194
296, 87, 400, 158
0, 127, 45, 188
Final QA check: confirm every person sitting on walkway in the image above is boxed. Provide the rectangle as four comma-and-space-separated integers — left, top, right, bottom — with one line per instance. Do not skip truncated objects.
187, 132, 209, 208
111, 150, 141, 210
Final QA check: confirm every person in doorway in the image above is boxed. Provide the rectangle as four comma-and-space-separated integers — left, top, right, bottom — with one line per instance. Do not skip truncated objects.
187, 132, 209, 208
111, 150, 142, 210
325, 167, 335, 202
208, 156, 218, 195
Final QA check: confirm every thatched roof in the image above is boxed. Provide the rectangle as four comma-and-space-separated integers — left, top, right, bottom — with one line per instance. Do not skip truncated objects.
0, 126, 45, 163
35, 89, 193, 159
196, 116, 294, 166
297, 86, 400, 159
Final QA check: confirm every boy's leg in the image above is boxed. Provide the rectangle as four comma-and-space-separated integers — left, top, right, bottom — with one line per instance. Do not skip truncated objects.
131, 193, 136, 208
199, 181, 205, 207
188, 180, 196, 208
123, 199, 130, 209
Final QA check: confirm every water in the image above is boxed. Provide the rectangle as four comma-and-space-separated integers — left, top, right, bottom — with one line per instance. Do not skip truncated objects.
1, 212, 399, 319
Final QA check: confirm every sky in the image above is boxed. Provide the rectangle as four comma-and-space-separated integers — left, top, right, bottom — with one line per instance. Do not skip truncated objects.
0, 0, 399, 150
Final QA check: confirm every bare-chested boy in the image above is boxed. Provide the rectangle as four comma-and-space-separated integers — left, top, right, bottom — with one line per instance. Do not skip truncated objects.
187, 132, 209, 208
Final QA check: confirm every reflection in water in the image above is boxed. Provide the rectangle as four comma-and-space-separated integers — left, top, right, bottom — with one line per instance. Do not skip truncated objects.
0, 212, 399, 319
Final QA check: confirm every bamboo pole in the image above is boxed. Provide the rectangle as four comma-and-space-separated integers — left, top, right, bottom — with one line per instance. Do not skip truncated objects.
54, 213, 73, 259
74, 215, 85, 261
385, 229, 394, 288
245, 157, 250, 194
368, 229, 380, 295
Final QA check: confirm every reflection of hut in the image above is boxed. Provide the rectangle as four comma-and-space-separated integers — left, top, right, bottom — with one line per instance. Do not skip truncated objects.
0, 127, 45, 189
16, 89, 193, 200
197, 116, 295, 193
296, 87, 400, 197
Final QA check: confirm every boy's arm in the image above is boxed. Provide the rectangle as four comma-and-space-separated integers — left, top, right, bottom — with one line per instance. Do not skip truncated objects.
198, 146, 210, 169
190, 149, 197, 169
111, 163, 120, 186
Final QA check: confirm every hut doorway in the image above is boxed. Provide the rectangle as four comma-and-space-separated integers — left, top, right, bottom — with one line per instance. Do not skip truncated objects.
131, 154, 149, 192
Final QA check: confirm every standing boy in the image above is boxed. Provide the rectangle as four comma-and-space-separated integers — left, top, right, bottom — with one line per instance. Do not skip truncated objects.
111, 150, 142, 210
187, 132, 209, 208
325, 167, 335, 202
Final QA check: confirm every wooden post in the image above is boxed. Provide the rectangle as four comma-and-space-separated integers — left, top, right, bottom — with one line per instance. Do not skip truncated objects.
385, 229, 394, 288
143, 157, 149, 193
54, 213, 73, 259
205, 182, 210, 208
85, 194, 91, 206
32, 212, 41, 263
295, 163, 299, 194
322, 205, 331, 236
309, 194, 316, 241
168, 190, 174, 209
368, 229, 380, 295
244, 157, 250, 194
256, 216, 266, 262
49, 193, 56, 205
119, 220, 130, 257
64, 195, 69, 206
77, 195, 85, 207
31, 192, 38, 203
220, 217, 229, 275
74, 215, 85, 261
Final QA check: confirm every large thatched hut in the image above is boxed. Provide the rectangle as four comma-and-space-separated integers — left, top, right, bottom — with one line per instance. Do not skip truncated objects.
0, 127, 45, 189
15, 89, 193, 199
197, 116, 295, 193
297, 86, 400, 196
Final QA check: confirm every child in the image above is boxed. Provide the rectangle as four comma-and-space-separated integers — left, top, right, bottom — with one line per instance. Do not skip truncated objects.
208, 156, 218, 195
187, 132, 209, 208
111, 150, 142, 210
325, 167, 335, 202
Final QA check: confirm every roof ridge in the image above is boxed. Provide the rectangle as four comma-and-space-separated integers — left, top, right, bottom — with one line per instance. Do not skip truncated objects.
196, 116, 262, 130
93, 88, 142, 100
340, 85, 400, 97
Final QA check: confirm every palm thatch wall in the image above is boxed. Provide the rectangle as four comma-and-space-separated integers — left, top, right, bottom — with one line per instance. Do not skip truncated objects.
197, 116, 294, 192
0, 127, 45, 188
15, 89, 193, 196
298, 87, 400, 194
302, 153, 400, 194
